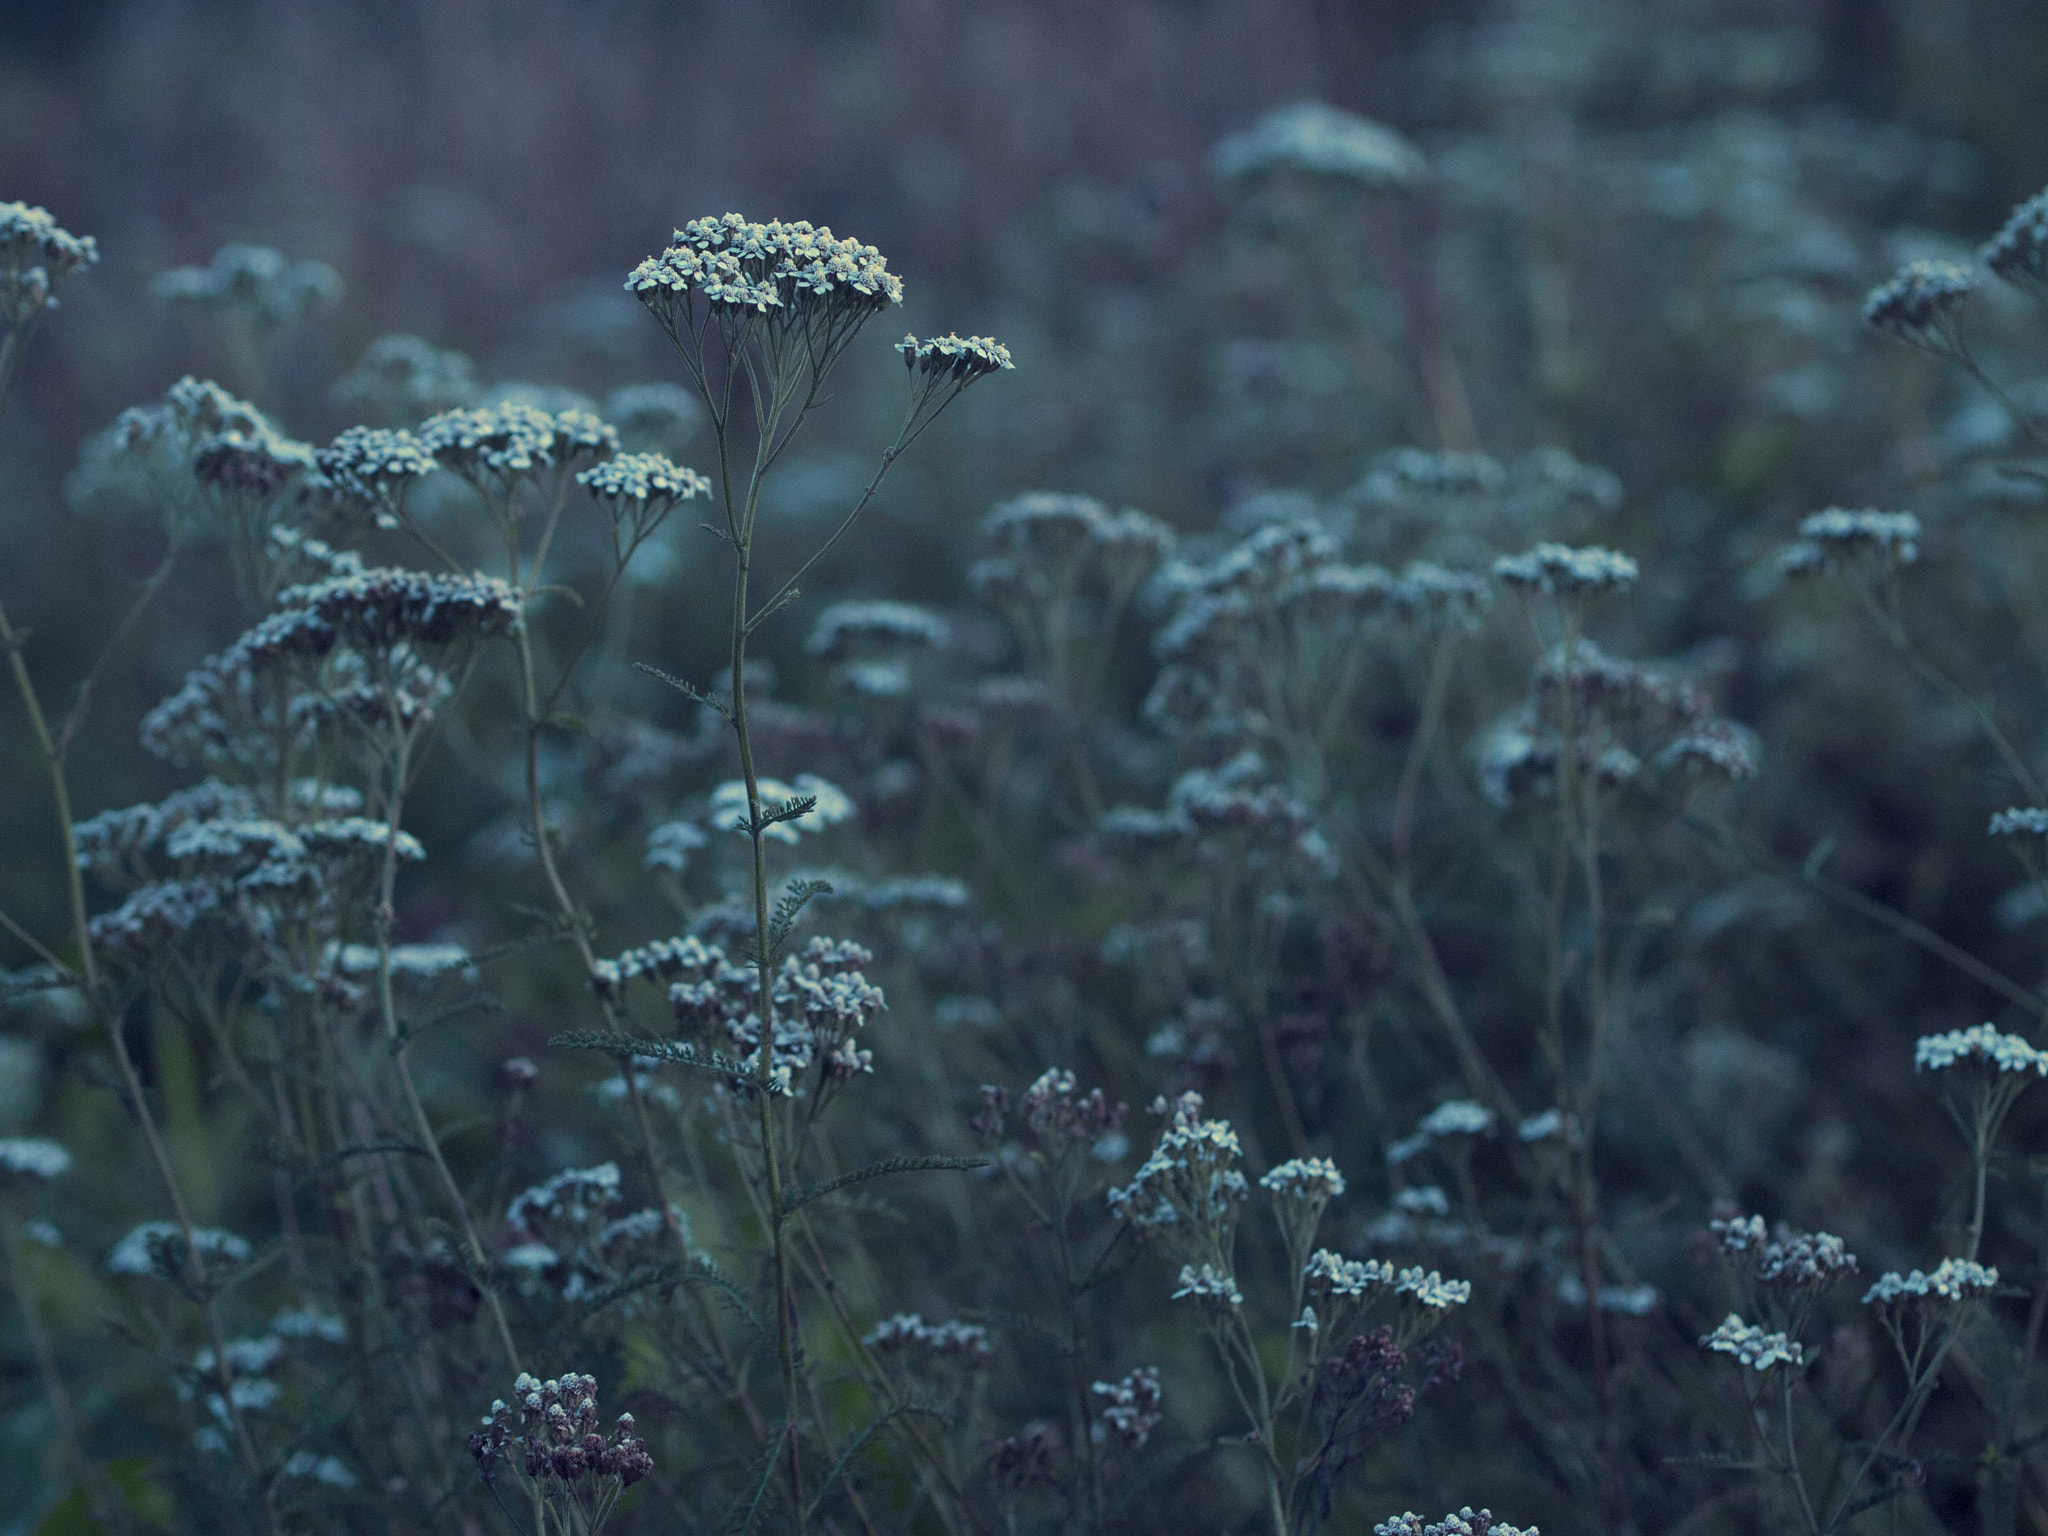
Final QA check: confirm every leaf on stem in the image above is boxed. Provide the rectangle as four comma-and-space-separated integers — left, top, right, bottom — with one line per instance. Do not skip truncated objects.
782, 1154, 991, 1216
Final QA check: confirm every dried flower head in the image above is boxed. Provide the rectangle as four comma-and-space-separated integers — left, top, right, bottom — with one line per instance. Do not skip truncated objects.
307, 426, 440, 526
1779, 508, 1921, 579
629, 215, 903, 324
0, 1137, 71, 1184
1864, 260, 1976, 354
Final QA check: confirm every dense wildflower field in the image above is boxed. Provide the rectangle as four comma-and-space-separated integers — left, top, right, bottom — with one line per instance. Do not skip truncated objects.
10, 3, 2048, 1533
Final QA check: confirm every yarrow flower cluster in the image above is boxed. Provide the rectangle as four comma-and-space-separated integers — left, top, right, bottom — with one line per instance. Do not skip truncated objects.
1016, 1068, 1127, 1151
628, 215, 903, 321
0, 1137, 71, 1183
0, 200, 97, 325
1913, 1023, 2048, 1076
1991, 808, 2048, 838
1305, 1249, 1398, 1300
805, 599, 950, 660
1779, 508, 1921, 577
468, 1372, 652, 1494
150, 242, 342, 329
1983, 187, 2048, 296
1864, 1258, 2001, 1306
1388, 1100, 1496, 1164
107, 1221, 251, 1277
419, 402, 616, 485
1092, 1367, 1164, 1448
1700, 1313, 1805, 1372
1374, 1508, 1537, 1536
897, 332, 1014, 384
1864, 259, 1976, 352
1209, 101, 1428, 189
575, 452, 710, 523
1395, 1268, 1473, 1310
1172, 1262, 1245, 1305
308, 426, 440, 522
1491, 543, 1639, 598
862, 1313, 992, 1360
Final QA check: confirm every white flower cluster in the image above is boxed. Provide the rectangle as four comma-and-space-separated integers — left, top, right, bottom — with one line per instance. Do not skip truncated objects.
805, 600, 950, 660
628, 215, 903, 318
1700, 1313, 1804, 1371
1863, 1258, 2000, 1306
150, 242, 341, 327
1171, 1262, 1244, 1305
419, 402, 616, 483
1865, 259, 1975, 347
862, 1313, 992, 1359
331, 334, 481, 422
1210, 101, 1427, 189
506, 1163, 622, 1230
0, 1137, 71, 1181
589, 932, 726, 999
1304, 1249, 1397, 1299
1780, 508, 1921, 577
897, 332, 1014, 383
0, 200, 97, 322
1990, 808, 2048, 838
1261, 1157, 1346, 1201
707, 774, 854, 844
1491, 543, 1639, 598
309, 426, 441, 518
1091, 1367, 1163, 1448
575, 452, 710, 517
1914, 1023, 2048, 1076
1396, 1267, 1473, 1310
1106, 1093, 1248, 1232
1374, 1507, 1537, 1536
107, 1220, 251, 1276
1984, 187, 2048, 293
1388, 1100, 1496, 1164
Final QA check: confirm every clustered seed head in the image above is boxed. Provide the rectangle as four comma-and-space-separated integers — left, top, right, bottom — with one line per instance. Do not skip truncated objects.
1864, 260, 1975, 351
1914, 1023, 2048, 1076
0, 201, 98, 324
589, 933, 726, 1000
1700, 1313, 1804, 1371
1374, 1508, 1537, 1536
193, 427, 315, 498
896, 332, 1014, 383
1019, 1068, 1127, 1150
1210, 101, 1427, 190
1984, 187, 2048, 295
1092, 1367, 1164, 1448
664, 933, 885, 1091
863, 1313, 992, 1360
627, 215, 903, 320
106, 1220, 251, 1277
1107, 1092, 1248, 1230
468, 1372, 651, 1489
1491, 543, 1638, 598
1171, 1263, 1244, 1305
1864, 1258, 2000, 1306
